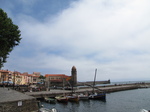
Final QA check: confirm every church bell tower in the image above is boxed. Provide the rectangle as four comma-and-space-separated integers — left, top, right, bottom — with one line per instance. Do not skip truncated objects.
71, 66, 77, 86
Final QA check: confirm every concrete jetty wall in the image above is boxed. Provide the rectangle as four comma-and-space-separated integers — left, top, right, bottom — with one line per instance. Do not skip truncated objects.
77, 80, 110, 86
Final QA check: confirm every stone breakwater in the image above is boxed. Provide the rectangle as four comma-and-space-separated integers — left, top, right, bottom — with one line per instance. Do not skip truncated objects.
25, 83, 150, 98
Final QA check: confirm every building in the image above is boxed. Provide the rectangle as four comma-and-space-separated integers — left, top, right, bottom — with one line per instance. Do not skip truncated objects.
32, 72, 41, 84
45, 74, 71, 87
0, 70, 9, 83
0, 66, 78, 87
45, 66, 77, 87
22, 72, 40, 85
0, 70, 40, 85
0, 88, 39, 112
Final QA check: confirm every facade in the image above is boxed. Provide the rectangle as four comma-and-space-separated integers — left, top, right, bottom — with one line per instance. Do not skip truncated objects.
0, 70, 14, 84
45, 66, 78, 87
0, 70, 40, 85
45, 74, 71, 87
32, 72, 41, 84
0, 66, 78, 86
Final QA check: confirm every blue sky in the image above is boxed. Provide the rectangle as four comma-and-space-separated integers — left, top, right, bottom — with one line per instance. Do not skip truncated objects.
1, 0, 150, 82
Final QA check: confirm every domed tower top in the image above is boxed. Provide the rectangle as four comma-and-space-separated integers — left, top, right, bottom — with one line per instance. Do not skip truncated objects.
72, 66, 76, 70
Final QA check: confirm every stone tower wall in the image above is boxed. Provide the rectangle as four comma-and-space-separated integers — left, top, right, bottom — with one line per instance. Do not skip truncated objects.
71, 66, 77, 86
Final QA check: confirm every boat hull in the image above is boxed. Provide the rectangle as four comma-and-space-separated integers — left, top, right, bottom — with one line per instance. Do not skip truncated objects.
44, 97, 56, 103
67, 96, 79, 102
89, 93, 106, 100
78, 94, 89, 100
79, 96, 89, 100
55, 96, 68, 103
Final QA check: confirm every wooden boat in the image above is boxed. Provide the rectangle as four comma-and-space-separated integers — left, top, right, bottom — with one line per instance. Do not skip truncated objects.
55, 95, 68, 103
67, 95, 79, 102
78, 93, 89, 100
44, 97, 56, 103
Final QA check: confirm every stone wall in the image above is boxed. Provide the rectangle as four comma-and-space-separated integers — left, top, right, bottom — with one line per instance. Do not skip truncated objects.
0, 99, 39, 112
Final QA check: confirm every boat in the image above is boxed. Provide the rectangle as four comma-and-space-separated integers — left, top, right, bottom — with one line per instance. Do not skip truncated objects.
39, 107, 58, 112
44, 97, 56, 104
89, 92, 106, 100
78, 93, 89, 100
89, 69, 106, 100
140, 109, 150, 112
66, 94, 79, 102
51, 107, 58, 112
39, 108, 51, 112
55, 95, 68, 103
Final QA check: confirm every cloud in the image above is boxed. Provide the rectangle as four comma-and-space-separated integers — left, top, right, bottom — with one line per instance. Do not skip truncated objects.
2, 0, 150, 82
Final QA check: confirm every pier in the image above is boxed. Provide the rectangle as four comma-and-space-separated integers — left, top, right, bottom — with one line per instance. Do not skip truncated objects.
24, 83, 149, 98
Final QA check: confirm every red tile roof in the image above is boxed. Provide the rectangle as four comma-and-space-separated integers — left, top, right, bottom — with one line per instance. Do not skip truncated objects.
51, 79, 62, 82
45, 74, 68, 77
0, 70, 9, 73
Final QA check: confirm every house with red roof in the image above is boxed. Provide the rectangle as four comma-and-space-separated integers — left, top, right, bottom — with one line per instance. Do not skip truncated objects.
45, 74, 71, 87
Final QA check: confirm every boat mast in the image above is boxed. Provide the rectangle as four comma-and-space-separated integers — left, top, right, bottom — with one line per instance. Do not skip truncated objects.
93, 69, 97, 93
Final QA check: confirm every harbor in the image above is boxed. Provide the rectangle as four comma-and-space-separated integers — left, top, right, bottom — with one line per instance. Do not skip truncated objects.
40, 88, 150, 112
1, 68, 150, 112
1, 0, 150, 111
0, 81, 150, 112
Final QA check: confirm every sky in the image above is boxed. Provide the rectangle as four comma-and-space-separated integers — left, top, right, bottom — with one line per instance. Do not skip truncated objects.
1, 0, 150, 82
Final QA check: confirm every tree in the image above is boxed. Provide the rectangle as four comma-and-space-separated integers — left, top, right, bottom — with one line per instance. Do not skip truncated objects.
0, 8, 21, 69
39, 75, 45, 84
39, 75, 45, 80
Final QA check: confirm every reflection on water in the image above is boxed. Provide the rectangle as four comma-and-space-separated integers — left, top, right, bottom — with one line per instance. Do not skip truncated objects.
41, 99, 106, 112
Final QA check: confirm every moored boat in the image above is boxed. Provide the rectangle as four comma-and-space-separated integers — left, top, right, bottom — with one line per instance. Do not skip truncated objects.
39, 108, 51, 112
55, 95, 68, 103
39, 107, 58, 112
78, 93, 89, 100
44, 97, 56, 104
140, 109, 150, 112
67, 95, 79, 102
89, 92, 106, 100
51, 107, 58, 112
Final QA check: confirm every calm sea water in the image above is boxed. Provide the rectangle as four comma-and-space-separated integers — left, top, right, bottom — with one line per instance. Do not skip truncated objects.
41, 88, 150, 112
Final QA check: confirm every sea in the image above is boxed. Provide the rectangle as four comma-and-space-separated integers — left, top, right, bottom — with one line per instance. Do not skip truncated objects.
41, 81, 150, 112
